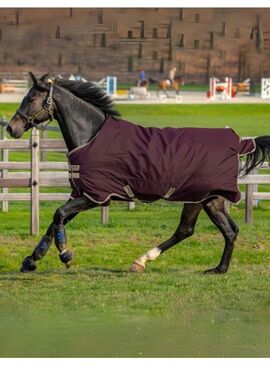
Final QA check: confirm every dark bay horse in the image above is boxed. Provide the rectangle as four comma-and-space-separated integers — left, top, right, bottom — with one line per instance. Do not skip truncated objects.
7, 73, 270, 274
138, 80, 149, 88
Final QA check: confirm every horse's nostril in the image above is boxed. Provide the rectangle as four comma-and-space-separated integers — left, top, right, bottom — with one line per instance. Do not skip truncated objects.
6, 125, 13, 136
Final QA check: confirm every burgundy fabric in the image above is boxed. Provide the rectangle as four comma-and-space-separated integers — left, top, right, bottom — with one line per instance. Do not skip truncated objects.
68, 116, 255, 204
238, 138, 255, 156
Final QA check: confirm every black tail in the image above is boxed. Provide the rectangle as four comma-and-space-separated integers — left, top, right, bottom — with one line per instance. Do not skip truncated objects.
240, 136, 270, 177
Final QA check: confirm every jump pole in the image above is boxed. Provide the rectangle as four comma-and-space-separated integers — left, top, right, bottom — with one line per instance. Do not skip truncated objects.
209, 77, 216, 99
106, 76, 117, 96
225, 77, 232, 99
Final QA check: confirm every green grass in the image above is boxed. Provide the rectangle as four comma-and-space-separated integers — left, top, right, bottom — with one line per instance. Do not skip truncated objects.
0, 103, 270, 357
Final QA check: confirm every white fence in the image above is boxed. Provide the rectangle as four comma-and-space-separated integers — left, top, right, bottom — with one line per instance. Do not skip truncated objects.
0, 78, 28, 94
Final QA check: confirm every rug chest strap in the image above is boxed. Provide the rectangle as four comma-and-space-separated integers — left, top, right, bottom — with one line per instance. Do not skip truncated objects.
68, 164, 80, 179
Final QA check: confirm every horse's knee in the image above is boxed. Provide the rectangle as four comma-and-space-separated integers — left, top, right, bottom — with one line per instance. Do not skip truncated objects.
53, 207, 66, 225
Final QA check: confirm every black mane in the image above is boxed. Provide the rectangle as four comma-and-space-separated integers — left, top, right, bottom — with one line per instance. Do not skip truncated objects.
57, 79, 121, 117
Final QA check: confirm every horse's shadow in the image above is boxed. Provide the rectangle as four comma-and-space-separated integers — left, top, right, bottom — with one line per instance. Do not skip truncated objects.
0, 266, 131, 279
0, 265, 206, 280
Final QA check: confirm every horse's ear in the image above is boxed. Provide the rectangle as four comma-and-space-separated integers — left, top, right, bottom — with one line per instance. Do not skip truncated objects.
28, 71, 38, 86
40, 73, 49, 82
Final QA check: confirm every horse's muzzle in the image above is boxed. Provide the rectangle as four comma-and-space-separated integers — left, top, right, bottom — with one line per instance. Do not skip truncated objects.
6, 124, 14, 137
6, 123, 23, 139
7, 115, 26, 139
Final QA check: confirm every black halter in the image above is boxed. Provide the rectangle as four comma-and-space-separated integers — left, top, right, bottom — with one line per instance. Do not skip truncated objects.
16, 80, 54, 130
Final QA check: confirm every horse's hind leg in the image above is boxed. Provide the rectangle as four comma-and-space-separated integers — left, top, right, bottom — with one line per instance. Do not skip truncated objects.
20, 196, 96, 272
130, 202, 203, 272
203, 197, 239, 274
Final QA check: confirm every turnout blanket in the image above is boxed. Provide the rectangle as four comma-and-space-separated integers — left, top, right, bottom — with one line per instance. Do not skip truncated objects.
68, 116, 255, 204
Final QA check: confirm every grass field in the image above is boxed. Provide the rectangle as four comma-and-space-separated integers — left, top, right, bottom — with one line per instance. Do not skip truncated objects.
0, 103, 270, 357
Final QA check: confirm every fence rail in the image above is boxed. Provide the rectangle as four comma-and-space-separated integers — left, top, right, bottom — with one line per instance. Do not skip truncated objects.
0, 79, 28, 94
0, 120, 269, 234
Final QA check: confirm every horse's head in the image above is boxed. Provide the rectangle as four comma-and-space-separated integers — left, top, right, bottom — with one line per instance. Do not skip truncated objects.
7, 72, 55, 139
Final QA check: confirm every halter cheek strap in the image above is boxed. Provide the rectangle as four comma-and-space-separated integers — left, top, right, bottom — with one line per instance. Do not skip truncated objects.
16, 79, 54, 130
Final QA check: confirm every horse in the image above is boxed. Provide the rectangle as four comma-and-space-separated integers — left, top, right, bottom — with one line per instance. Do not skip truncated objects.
7, 72, 270, 275
151, 75, 183, 97
137, 80, 149, 88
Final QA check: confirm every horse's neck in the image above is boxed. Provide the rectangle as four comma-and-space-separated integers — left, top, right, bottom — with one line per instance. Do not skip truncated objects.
53, 86, 105, 151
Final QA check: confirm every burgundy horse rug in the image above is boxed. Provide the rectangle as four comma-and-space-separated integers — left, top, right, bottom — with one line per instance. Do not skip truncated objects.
68, 116, 255, 205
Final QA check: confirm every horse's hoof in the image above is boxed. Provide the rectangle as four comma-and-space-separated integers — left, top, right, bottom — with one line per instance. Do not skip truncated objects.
59, 250, 73, 269
65, 260, 72, 269
130, 262, 145, 273
20, 256, 37, 273
203, 266, 227, 275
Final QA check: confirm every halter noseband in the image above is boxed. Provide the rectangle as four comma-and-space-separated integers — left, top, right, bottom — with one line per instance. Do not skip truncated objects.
16, 79, 54, 130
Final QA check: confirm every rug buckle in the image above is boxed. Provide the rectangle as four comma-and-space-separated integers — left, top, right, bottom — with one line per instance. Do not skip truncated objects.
164, 187, 176, 199
124, 185, 135, 199
68, 164, 80, 180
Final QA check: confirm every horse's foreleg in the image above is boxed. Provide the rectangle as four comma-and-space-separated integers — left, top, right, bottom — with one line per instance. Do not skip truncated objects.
53, 197, 96, 268
163, 88, 169, 98
30, 211, 77, 264
20, 204, 77, 272
130, 202, 203, 272
20, 197, 96, 272
203, 197, 239, 274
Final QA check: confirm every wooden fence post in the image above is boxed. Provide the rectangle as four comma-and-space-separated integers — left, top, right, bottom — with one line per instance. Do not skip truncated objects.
252, 168, 258, 207
40, 129, 47, 163
31, 128, 40, 235
1, 124, 8, 212
245, 184, 253, 224
101, 206, 109, 225
245, 169, 257, 224
128, 201, 135, 210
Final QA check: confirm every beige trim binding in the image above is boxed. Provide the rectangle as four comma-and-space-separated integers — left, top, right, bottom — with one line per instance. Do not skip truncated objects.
239, 137, 256, 157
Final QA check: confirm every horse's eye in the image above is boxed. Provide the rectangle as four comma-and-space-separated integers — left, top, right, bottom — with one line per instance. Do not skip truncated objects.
28, 90, 38, 102
28, 95, 36, 102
